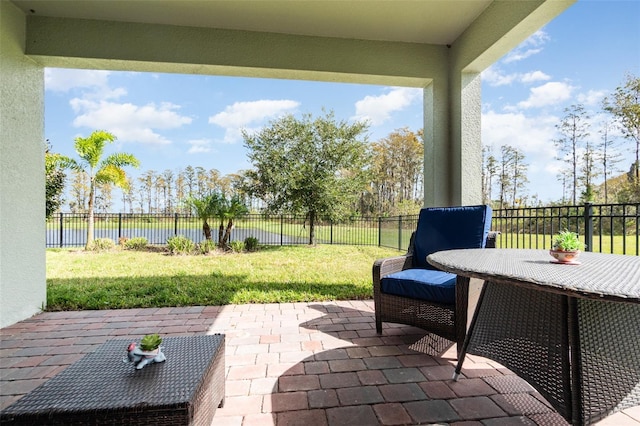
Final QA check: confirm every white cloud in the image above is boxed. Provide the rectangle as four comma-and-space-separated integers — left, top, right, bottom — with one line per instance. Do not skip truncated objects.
352, 87, 421, 126
503, 30, 550, 64
47, 68, 192, 147
483, 109, 558, 155
209, 99, 299, 143
482, 67, 518, 87
577, 89, 607, 106
71, 99, 192, 145
482, 67, 551, 87
517, 82, 575, 109
520, 71, 551, 84
45, 68, 112, 92
482, 108, 564, 201
187, 139, 214, 154
504, 48, 544, 63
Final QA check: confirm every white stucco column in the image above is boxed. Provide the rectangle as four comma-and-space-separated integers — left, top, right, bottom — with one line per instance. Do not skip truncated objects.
423, 70, 482, 207
0, 1, 46, 328
423, 77, 452, 207
456, 72, 483, 205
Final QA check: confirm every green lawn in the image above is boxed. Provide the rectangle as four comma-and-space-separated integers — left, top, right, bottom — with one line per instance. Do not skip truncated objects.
46, 245, 400, 311
494, 233, 639, 255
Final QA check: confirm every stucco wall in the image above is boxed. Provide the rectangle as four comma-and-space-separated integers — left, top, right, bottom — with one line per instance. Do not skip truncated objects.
0, 1, 46, 328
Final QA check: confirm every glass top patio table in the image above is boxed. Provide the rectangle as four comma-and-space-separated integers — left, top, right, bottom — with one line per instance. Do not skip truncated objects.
428, 248, 640, 426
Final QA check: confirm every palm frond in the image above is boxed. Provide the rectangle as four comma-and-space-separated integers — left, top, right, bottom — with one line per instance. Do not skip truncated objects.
102, 152, 141, 169
74, 130, 117, 167
95, 164, 128, 188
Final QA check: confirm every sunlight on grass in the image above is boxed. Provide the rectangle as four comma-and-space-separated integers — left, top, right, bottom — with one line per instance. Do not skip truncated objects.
46, 245, 400, 311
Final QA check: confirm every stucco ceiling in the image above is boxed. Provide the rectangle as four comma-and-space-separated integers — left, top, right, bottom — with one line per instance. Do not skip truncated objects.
11, 0, 492, 45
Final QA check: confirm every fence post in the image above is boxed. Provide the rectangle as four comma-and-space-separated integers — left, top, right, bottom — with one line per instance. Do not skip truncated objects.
398, 216, 403, 251
330, 220, 333, 245
174, 213, 179, 236
584, 202, 593, 252
280, 215, 284, 246
59, 213, 64, 248
118, 213, 122, 241
378, 217, 382, 247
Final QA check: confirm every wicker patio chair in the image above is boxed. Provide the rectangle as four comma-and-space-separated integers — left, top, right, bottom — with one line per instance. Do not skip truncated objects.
373, 205, 493, 356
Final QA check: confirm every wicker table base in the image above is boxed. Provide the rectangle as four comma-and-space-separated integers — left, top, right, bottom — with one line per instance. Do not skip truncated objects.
0, 334, 225, 425
428, 249, 640, 426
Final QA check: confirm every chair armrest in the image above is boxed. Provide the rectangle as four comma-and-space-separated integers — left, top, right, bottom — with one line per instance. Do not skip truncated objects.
486, 231, 500, 248
373, 254, 413, 304
373, 254, 413, 285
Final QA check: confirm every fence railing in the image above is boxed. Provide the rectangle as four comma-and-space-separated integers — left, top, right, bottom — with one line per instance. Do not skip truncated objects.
491, 202, 640, 255
46, 213, 414, 250
46, 202, 639, 255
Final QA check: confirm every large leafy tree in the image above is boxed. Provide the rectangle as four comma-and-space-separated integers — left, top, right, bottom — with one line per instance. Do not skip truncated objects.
68, 130, 140, 249
243, 111, 369, 244
369, 128, 423, 215
604, 73, 640, 196
44, 141, 72, 219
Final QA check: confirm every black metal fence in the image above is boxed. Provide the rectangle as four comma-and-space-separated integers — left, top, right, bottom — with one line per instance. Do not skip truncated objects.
46, 202, 639, 255
491, 202, 640, 255
46, 213, 409, 249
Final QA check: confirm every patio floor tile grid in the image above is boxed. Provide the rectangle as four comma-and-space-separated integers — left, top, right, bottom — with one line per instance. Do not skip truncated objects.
1, 301, 639, 425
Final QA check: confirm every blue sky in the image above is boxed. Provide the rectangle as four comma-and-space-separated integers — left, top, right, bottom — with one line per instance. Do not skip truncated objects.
45, 0, 639, 207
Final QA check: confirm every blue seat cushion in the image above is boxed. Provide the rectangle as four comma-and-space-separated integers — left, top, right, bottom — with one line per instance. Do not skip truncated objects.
380, 269, 457, 304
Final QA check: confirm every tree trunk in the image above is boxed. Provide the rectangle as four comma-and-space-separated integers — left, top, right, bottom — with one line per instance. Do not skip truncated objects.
85, 178, 95, 250
308, 211, 316, 245
222, 218, 234, 246
218, 221, 225, 247
203, 220, 211, 240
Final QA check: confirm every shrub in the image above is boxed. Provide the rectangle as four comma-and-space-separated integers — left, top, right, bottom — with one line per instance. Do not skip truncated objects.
197, 239, 216, 255
167, 235, 195, 255
124, 237, 148, 250
244, 236, 259, 252
230, 240, 245, 253
87, 238, 115, 251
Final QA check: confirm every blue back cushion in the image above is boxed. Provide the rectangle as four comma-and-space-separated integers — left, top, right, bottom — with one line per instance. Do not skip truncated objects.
413, 205, 492, 269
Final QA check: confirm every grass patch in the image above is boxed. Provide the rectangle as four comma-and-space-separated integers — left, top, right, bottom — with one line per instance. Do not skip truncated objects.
46, 245, 400, 311
494, 233, 639, 255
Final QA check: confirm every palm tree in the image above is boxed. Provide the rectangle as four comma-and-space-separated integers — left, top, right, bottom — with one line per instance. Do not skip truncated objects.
69, 130, 140, 249
183, 192, 248, 247
183, 192, 221, 241
217, 194, 249, 249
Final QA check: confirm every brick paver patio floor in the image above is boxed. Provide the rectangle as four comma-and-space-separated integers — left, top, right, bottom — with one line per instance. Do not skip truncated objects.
1, 300, 639, 425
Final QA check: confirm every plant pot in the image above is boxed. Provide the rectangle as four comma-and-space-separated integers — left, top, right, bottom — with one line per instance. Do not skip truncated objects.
124, 344, 166, 369
140, 348, 159, 358
549, 249, 580, 263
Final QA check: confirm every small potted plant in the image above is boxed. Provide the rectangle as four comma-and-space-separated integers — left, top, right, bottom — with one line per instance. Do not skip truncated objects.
124, 333, 166, 369
550, 230, 585, 263
140, 333, 162, 353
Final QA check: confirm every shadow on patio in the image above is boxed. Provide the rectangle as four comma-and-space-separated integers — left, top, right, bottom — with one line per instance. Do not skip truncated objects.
1, 300, 638, 425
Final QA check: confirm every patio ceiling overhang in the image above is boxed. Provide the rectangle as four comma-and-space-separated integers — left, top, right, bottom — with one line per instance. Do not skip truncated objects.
1, 0, 575, 328
13, 0, 572, 84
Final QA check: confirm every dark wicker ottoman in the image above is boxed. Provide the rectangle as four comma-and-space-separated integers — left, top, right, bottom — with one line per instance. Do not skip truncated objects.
0, 334, 225, 425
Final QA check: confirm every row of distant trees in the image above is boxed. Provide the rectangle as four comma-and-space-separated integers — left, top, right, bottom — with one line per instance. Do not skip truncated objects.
483, 73, 640, 208
49, 120, 425, 219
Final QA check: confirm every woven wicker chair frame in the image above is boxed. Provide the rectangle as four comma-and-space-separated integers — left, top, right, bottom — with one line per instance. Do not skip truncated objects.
373, 232, 497, 356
